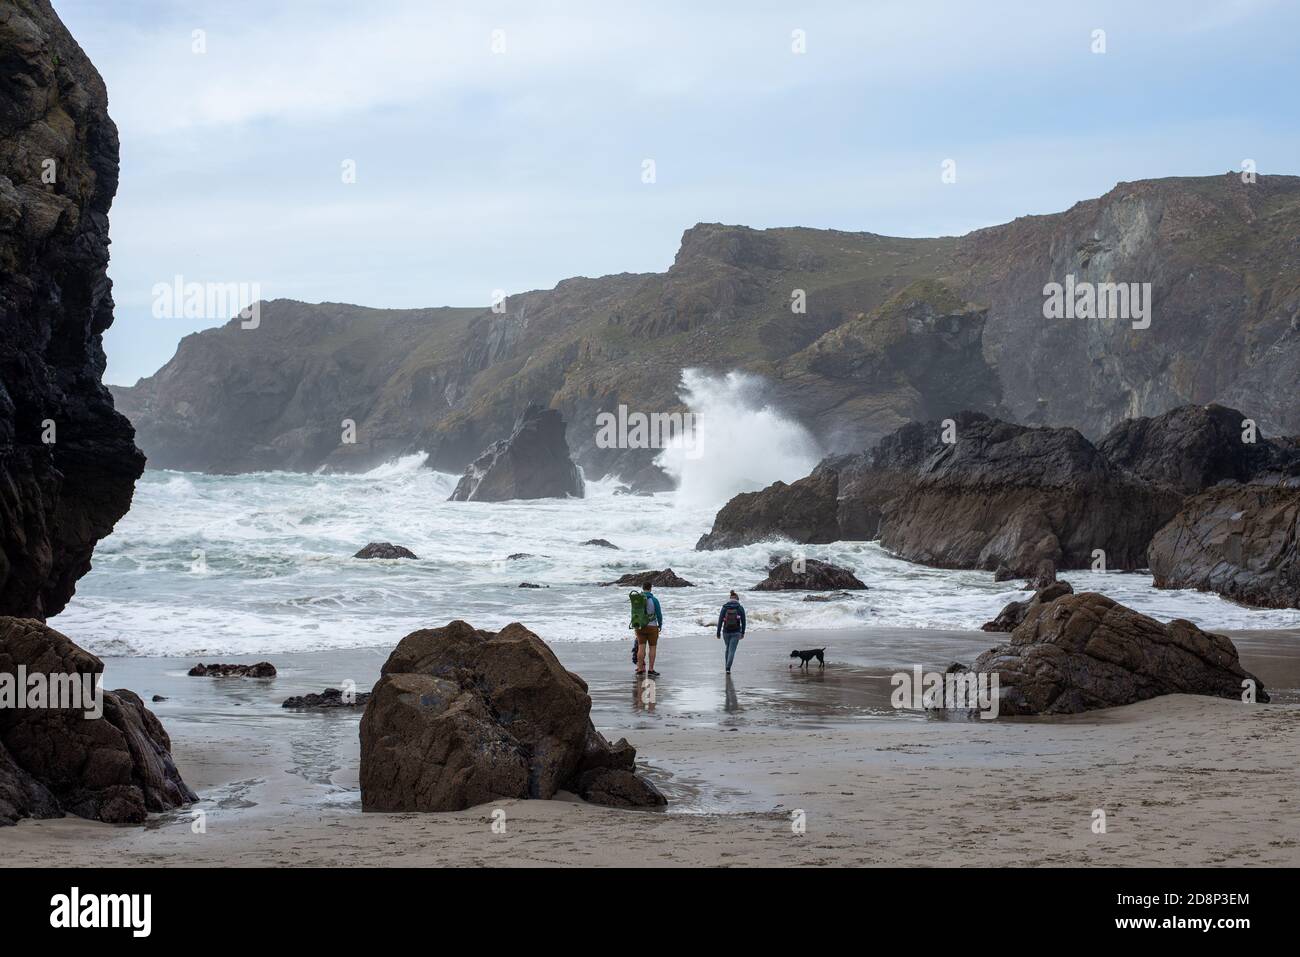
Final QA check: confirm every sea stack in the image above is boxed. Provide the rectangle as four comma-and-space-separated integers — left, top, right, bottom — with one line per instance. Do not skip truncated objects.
448, 404, 584, 502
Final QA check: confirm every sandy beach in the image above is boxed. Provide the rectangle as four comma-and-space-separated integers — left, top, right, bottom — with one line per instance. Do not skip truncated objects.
4, 624, 1297, 867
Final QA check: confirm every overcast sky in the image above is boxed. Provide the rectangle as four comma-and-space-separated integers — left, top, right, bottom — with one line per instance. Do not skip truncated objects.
51, 0, 1300, 385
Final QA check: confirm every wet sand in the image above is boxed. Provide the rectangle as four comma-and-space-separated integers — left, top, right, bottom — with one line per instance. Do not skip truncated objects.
3, 625, 1298, 866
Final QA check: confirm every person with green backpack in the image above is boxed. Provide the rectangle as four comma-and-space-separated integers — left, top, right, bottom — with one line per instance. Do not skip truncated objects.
629, 582, 663, 677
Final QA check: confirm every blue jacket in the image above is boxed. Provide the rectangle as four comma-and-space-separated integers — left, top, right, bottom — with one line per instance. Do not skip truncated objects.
717, 599, 746, 636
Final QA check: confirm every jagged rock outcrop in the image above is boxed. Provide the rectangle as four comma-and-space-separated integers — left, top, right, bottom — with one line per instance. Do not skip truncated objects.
1148, 486, 1300, 609
981, 581, 1074, 632
967, 592, 1268, 715
1, 0, 144, 619
448, 404, 583, 502
359, 620, 665, 812
354, 542, 418, 560
602, 569, 694, 588
112, 175, 1300, 481
1098, 403, 1300, 492
1, 617, 196, 826
753, 559, 866, 591
701, 411, 1181, 577
880, 414, 1182, 575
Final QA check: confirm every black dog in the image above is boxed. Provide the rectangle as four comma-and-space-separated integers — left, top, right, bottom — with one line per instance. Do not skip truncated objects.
789, 648, 826, 669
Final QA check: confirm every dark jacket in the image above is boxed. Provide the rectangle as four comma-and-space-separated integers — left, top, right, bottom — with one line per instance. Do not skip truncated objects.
716, 599, 746, 637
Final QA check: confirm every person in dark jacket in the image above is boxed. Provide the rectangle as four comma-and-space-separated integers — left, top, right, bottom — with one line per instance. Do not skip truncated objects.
715, 590, 747, 673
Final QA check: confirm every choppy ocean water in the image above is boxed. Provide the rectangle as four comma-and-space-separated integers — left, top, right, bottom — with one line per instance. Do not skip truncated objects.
48, 453, 1300, 658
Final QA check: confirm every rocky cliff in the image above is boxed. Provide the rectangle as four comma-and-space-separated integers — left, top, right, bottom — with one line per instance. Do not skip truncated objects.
0, 0, 194, 827
111, 174, 1300, 483
1, 0, 144, 619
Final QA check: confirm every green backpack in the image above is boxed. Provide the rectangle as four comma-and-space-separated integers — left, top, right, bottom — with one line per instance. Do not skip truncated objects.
629, 590, 651, 628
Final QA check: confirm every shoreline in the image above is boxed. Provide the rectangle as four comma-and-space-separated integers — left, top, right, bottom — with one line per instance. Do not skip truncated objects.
3, 625, 1298, 866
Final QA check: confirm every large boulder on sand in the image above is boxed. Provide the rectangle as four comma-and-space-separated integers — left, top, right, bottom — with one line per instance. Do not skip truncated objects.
359, 620, 665, 812
1148, 486, 1300, 609
753, 558, 866, 591
0, 618, 196, 826
448, 404, 584, 502
970, 593, 1268, 715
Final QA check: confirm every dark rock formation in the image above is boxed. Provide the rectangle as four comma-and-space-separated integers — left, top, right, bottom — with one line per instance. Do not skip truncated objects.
0, 0, 144, 619
1, 617, 195, 826
878, 415, 1181, 575
697, 418, 958, 550
602, 568, 695, 588
581, 539, 619, 549
1098, 403, 1300, 492
1149, 486, 1300, 609
354, 542, 418, 560
1024, 560, 1058, 590
702, 411, 1181, 577
753, 559, 866, 591
359, 620, 665, 811
282, 687, 370, 709
970, 592, 1267, 714
506, 553, 536, 560
448, 404, 584, 502
619, 464, 675, 494
518, 582, 547, 589
981, 581, 1074, 632
188, 662, 276, 678
696, 467, 841, 550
